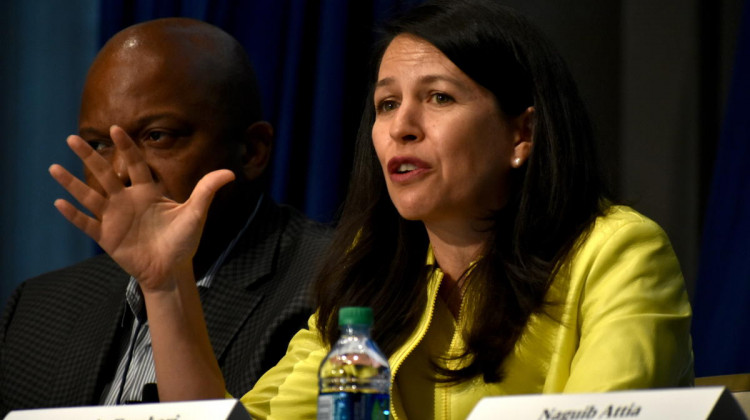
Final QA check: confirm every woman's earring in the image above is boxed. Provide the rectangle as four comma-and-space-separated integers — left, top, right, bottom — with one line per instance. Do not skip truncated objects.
513, 157, 522, 167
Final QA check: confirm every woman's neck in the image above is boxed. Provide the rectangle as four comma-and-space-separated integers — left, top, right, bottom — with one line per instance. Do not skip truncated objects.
425, 218, 491, 318
424, 219, 490, 282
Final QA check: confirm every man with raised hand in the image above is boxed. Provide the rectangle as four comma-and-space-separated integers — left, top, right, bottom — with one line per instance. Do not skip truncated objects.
0, 18, 330, 414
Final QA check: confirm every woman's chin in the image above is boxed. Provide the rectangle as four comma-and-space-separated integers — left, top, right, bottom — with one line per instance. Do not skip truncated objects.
392, 203, 429, 222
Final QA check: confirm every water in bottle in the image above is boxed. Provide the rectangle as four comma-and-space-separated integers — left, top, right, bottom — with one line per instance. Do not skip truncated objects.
317, 306, 391, 420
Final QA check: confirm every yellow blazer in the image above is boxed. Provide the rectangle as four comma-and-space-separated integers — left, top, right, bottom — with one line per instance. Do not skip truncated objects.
241, 206, 693, 419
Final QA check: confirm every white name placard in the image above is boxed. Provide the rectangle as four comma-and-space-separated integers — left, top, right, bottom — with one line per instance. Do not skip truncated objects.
467, 387, 747, 420
3, 398, 251, 420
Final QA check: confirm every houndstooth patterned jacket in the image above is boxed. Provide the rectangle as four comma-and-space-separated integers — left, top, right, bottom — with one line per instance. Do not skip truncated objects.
0, 199, 331, 416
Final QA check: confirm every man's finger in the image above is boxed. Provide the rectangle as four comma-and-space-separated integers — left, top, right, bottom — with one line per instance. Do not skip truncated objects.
66, 135, 124, 194
49, 164, 107, 218
186, 169, 236, 216
110, 125, 153, 185
53, 198, 102, 243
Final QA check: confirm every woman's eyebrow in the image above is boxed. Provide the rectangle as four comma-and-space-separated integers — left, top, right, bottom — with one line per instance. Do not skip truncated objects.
375, 74, 469, 90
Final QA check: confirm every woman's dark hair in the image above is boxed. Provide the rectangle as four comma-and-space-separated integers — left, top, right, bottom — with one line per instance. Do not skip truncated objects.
315, 0, 608, 383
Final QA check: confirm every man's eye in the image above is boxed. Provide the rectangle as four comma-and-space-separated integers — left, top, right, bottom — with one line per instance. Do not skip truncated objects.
148, 131, 165, 141
143, 130, 179, 148
87, 141, 109, 152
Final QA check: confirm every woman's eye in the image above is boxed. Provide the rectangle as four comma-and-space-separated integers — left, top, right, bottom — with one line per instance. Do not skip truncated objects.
432, 93, 453, 105
377, 100, 399, 113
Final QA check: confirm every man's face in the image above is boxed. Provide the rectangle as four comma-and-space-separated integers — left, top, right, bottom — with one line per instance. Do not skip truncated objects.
78, 44, 242, 204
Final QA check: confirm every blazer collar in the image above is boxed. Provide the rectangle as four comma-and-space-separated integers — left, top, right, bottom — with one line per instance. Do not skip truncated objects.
202, 198, 286, 361
49, 257, 130, 406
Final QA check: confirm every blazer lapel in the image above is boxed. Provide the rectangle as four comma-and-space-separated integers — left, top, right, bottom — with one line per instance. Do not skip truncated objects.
49, 258, 129, 406
203, 199, 285, 362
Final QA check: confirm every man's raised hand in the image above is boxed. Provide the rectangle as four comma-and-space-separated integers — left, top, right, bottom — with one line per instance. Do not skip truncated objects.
49, 125, 235, 291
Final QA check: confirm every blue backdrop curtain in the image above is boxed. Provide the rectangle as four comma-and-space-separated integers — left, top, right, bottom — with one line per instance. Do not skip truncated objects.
692, 0, 750, 377
0, 0, 99, 307
99, 0, 423, 221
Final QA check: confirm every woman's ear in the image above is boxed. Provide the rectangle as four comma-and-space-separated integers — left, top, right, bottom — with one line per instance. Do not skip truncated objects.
510, 106, 534, 168
240, 121, 274, 180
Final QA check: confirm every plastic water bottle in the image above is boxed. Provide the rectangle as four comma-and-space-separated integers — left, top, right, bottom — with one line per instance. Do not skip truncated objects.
317, 306, 391, 420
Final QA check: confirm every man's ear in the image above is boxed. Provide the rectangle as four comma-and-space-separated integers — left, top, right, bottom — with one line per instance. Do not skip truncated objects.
510, 106, 534, 168
240, 121, 273, 181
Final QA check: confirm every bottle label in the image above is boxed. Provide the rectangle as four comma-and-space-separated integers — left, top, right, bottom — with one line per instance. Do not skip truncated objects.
317, 392, 390, 420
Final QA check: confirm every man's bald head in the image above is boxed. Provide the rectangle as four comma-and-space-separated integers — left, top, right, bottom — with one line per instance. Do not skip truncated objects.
88, 17, 263, 129
77, 17, 274, 227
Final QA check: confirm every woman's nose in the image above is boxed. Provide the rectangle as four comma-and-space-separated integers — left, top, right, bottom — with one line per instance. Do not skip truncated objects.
389, 101, 422, 142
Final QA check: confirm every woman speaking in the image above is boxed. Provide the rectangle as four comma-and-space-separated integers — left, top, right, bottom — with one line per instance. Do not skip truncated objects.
243, 1, 693, 418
